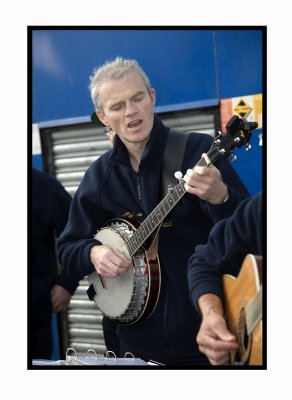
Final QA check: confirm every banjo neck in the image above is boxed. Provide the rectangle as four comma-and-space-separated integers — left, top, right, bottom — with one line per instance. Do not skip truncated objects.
127, 154, 210, 257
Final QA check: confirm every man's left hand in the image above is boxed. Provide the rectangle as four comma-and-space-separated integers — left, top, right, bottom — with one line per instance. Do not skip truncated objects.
184, 163, 228, 204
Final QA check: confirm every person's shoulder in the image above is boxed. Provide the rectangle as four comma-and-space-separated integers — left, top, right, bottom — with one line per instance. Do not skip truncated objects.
254, 191, 262, 202
245, 191, 262, 214
33, 168, 72, 200
32, 168, 59, 188
32, 167, 47, 180
242, 191, 262, 209
79, 151, 113, 192
84, 150, 112, 176
231, 191, 262, 225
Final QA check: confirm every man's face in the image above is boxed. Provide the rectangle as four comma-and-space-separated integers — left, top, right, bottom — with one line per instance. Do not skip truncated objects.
96, 72, 156, 146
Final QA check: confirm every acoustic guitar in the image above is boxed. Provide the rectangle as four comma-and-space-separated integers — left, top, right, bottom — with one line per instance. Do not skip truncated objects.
87, 116, 257, 325
222, 254, 263, 365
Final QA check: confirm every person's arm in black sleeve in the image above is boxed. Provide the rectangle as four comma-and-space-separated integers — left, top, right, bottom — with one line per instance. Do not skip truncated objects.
57, 166, 107, 278
187, 192, 262, 365
188, 191, 262, 310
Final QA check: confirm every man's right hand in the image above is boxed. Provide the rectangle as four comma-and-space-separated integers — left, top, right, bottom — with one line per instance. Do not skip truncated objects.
90, 245, 132, 277
197, 310, 238, 365
197, 293, 238, 365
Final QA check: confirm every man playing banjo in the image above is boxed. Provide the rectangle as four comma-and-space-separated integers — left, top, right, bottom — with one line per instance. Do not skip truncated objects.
57, 57, 249, 365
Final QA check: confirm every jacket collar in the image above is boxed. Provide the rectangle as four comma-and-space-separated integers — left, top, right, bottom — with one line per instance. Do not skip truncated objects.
108, 115, 168, 170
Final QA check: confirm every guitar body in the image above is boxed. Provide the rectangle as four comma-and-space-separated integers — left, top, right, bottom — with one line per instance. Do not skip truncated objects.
87, 219, 161, 325
222, 254, 262, 365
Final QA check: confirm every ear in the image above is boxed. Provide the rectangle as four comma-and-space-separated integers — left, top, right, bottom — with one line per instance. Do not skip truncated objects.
95, 111, 109, 127
150, 88, 156, 107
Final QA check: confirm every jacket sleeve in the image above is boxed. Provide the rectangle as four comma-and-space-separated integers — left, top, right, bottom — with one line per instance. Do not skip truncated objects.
57, 165, 110, 278
187, 192, 262, 310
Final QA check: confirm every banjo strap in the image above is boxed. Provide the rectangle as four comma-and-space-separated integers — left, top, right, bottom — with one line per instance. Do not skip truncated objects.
161, 128, 190, 198
146, 129, 189, 260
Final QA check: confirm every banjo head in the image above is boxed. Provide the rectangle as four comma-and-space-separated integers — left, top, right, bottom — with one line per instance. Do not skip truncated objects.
88, 225, 134, 318
87, 219, 160, 324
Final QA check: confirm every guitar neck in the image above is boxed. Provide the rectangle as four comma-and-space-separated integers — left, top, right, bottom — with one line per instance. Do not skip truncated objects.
246, 286, 262, 335
127, 154, 211, 256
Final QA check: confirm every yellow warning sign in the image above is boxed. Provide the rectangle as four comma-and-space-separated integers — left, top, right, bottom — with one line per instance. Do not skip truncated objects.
252, 94, 262, 129
220, 94, 262, 132
234, 98, 252, 119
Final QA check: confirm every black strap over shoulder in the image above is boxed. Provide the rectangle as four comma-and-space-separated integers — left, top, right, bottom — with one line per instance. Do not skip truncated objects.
161, 128, 190, 198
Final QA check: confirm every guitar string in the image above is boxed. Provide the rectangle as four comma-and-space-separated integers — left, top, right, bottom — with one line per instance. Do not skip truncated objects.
226, 287, 262, 336
228, 310, 258, 336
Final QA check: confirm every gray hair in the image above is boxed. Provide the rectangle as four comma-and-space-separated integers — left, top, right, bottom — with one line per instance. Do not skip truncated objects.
89, 57, 152, 112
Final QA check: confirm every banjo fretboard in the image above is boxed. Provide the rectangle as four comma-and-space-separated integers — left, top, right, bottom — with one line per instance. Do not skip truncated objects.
127, 151, 216, 256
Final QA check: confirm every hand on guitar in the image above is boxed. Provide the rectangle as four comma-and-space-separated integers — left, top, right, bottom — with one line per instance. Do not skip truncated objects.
90, 245, 132, 278
197, 293, 238, 365
184, 162, 228, 204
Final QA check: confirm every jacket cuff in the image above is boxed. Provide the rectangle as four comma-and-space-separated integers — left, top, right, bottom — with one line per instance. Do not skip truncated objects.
191, 284, 224, 314
83, 240, 103, 276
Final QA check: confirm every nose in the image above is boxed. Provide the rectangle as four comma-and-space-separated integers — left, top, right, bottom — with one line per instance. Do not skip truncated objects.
124, 101, 137, 117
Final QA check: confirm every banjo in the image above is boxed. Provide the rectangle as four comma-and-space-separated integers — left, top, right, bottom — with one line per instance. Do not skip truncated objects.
87, 115, 257, 325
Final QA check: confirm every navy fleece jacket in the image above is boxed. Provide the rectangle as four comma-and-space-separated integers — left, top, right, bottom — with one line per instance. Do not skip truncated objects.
57, 115, 249, 363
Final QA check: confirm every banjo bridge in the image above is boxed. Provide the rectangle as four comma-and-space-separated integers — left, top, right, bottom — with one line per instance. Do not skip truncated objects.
98, 274, 108, 290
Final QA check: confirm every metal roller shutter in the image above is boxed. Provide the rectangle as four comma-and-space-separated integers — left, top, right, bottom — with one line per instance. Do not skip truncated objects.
40, 107, 218, 357
52, 124, 110, 196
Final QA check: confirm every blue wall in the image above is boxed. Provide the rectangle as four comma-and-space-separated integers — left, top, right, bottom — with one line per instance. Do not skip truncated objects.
32, 28, 264, 195
32, 29, 263, 121
215, 29, 263, 98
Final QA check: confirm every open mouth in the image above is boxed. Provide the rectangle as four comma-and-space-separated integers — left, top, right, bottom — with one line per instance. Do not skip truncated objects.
128, 119, 142, 129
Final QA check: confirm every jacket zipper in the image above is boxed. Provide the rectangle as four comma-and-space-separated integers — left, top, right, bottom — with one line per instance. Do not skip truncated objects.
136, 174, 142, 202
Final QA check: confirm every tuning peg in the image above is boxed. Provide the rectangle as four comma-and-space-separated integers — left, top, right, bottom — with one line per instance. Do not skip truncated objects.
215, 131, 222, 144
245, 144, 252, 151
174, 171, 183, 181
230, 153, 237, 163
